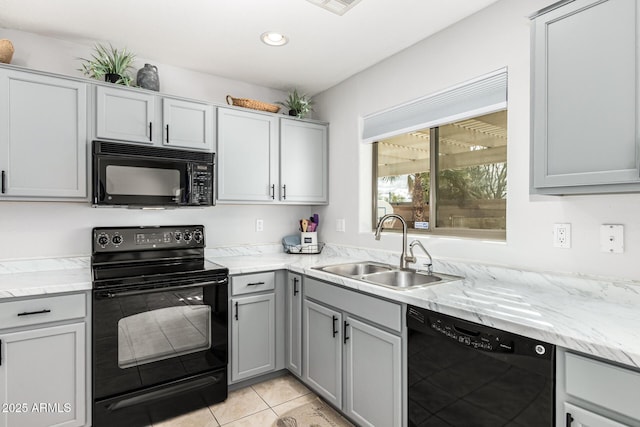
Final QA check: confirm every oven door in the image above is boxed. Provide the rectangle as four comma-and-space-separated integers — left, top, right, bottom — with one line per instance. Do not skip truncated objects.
92, 279, 228, 401
93, 153, 190, 206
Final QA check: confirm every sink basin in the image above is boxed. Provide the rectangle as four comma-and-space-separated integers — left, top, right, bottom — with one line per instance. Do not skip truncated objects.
361, 270, 443, 288
319, 262, 392, 276
314, 261, 462, 290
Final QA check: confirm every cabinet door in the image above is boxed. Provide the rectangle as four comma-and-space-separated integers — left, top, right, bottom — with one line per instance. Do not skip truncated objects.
532, 0, 640, 192
280, 119, 328, 203
217, 108, 278, 201
162, 98, 214, 151
95, 85, 155, 144
230, 293, 275, 382
564, 403, 628, 427
344, 316, 402, 427
0, 70, 87, 198
0, 323, 86, 427
285, 273, 303, 377
303, 299, 342, 408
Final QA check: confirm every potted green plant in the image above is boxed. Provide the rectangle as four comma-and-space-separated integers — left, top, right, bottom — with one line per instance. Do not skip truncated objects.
78, 43, 136, 86
278, 89, 314, 119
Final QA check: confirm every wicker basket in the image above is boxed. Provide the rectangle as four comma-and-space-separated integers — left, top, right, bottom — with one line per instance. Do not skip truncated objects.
0, 39, 14, 64
226, 95, 280, 113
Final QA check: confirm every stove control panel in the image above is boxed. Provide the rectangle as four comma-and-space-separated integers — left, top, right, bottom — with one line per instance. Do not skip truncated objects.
93, 225, 205, 252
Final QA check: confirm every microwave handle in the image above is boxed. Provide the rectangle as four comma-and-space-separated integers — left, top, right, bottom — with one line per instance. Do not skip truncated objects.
149, 122, 152, 142
166, 124, 170, 143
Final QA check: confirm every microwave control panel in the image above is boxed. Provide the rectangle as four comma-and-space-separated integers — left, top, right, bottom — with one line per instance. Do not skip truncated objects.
189, 164, 213, 205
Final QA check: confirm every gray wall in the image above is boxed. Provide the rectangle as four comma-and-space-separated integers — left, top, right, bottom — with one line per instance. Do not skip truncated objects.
312, 0, 640, 279
0, 28, 310, 259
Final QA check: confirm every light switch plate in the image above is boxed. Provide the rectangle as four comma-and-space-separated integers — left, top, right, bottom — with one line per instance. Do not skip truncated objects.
336, 218, 345, 232
600, 224, 623, 253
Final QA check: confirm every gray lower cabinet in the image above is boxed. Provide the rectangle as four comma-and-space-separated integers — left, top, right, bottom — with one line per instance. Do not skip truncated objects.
531, 0, 640, 194
0, 292, 88, 427
303, 277, 403, 427
557, 348, 640, 426
303, 299, 342, 408
344, 316, 402, 427
285, 273, 303, 377
230, 292, 276, 382
0, 68, 87, 200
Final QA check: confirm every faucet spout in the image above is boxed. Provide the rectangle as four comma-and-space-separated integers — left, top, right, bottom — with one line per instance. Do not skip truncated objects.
374, 214, 410, 269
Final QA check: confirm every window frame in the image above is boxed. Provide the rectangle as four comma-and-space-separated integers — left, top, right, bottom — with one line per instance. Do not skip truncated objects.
372, 121, 507, 241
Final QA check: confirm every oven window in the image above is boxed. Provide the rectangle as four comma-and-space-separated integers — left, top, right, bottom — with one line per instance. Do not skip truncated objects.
118, 305, 211, 368
106, 165, 181, 197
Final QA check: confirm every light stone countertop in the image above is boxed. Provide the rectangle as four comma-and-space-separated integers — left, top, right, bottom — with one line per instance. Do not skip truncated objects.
0, 257, 92, 298
1, 244, 639, 371
207, 244, 640, 370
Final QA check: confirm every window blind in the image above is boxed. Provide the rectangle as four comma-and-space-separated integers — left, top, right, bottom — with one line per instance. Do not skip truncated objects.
362, 69, 507, 143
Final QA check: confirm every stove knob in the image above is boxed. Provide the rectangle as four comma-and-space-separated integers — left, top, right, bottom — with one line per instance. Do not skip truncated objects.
97, 233, 109, 247
174, 231, 182, 242
193, 230, 203, 243
112, 235, 123, 246
183, 231, 193, 242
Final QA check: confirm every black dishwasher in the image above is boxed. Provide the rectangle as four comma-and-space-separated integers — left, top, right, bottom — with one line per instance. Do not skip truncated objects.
407, 306, 554, 426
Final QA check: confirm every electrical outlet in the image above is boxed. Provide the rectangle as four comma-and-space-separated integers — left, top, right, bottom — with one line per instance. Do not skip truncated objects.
256, 219, 264, 232
553, 223, 571, 248
600, 224, 624, 253
336, 218, 346, 232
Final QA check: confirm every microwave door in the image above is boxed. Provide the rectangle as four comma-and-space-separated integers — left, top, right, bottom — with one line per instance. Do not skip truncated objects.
96, 157, 187, 206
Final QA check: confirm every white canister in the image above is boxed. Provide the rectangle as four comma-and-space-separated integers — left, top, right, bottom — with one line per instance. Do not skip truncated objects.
300, 232, 318, 248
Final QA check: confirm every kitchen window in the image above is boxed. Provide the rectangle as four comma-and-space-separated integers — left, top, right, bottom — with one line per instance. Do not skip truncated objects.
373, 110, 507, 239
364, 69, 508, 240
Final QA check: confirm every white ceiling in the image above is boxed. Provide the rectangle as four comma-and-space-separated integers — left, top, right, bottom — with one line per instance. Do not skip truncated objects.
0, 0, 500, 95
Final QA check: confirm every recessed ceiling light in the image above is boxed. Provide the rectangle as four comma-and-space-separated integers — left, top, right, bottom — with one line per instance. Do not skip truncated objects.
261, 32, 288, 46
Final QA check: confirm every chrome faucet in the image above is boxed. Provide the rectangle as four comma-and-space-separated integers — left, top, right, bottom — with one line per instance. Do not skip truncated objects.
374, 214, 412, 269
408, 240, 433, 275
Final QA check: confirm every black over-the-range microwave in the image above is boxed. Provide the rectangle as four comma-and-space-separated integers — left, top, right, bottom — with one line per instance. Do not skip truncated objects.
92, 140, 214, 207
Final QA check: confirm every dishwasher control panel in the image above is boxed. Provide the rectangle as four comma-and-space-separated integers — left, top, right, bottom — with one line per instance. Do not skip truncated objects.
430, 318, 513, 353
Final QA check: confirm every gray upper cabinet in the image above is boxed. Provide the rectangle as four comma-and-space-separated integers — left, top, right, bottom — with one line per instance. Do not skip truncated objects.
280, 119, 328, 203
95, 86, 215, 151
95, 85, 155, 144
217, 108, 278, 202
531, 0, 640, 194
0, 69, 87, 199
216, 107, 329, 204
161, 97, 214, 151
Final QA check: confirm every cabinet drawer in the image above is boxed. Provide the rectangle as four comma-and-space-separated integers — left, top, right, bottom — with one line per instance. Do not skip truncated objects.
231, 272, 275, 296
565, 351, 640, 421
0, 293, 86, 329
305, 277, 401, 332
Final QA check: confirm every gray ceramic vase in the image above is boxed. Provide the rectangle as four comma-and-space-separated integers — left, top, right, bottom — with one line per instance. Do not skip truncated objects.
137, 64, 159, 91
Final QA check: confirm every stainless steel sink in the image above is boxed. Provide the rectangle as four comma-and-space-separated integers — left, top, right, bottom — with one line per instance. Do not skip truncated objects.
320, 262, 392, 276
314, 261, 462, 290
361, 270, 443, 288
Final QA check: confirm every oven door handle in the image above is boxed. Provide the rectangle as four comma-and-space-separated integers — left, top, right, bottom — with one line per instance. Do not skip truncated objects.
96, 278, 228, 299
106, 372, 225, 412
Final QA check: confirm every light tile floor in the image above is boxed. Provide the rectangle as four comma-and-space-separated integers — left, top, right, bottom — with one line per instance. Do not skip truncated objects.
152, 374, 352, 426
